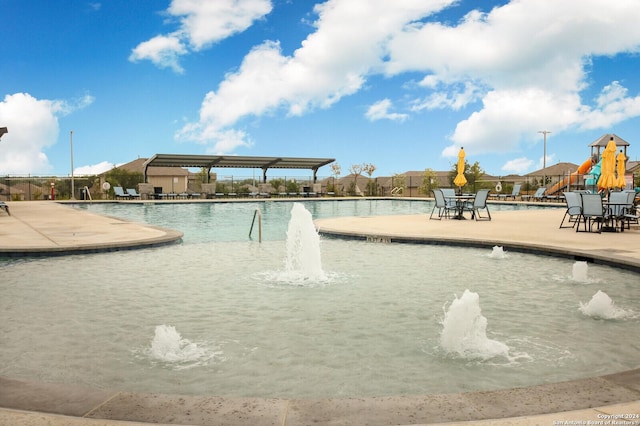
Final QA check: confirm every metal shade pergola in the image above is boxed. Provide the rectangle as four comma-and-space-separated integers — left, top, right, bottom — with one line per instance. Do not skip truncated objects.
142, 154, 335, 183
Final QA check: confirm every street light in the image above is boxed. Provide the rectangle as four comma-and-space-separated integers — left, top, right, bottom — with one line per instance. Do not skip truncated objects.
538, 130, 551, 184
70, 131, 75, 200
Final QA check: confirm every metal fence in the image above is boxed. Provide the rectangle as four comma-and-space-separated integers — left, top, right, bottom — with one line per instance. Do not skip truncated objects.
0, 175, 98, 201
2, 172, 637, 201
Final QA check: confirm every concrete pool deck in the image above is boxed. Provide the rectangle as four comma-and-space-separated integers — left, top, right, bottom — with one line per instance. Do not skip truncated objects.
0, 200, 639, 425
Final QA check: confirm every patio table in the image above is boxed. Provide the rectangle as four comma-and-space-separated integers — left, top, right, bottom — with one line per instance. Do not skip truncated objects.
603, 201, 630, 232
446, 194, 475, 220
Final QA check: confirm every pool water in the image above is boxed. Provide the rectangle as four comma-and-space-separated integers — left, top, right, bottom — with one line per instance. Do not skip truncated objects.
1, 200, 637, 398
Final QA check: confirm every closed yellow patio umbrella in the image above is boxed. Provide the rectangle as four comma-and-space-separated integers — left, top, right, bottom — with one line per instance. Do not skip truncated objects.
616, 150, 627, 188
453, 147, 467, 190
597, 137, 617, 190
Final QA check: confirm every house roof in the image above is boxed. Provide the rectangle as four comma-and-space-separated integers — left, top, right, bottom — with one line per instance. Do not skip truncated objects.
115, 158, 189, 176
627, 160, 640, 173
525, 162, 580, 177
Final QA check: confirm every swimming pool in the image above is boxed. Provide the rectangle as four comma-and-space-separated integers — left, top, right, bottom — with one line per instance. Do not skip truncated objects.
75, 198, 553, 243
1, 199, 637, 398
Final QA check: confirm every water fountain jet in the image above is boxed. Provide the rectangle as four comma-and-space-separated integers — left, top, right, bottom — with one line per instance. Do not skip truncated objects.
439, 289, 510, 360
283, 203, 327, 282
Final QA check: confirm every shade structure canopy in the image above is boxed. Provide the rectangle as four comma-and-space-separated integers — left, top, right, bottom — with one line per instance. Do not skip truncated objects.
453, 148, 467, 188
143, 154, 335, 183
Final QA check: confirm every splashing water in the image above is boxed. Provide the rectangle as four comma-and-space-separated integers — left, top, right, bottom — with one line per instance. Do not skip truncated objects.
579, 290, 631, 320
571, 261, 589, 282
283, 203, 327, 282
440, 290, 510, 360
488, 246, 507, 259
149, 325, 216, 368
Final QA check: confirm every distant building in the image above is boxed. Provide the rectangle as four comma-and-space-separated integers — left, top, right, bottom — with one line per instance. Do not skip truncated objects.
101, 158, 191, 195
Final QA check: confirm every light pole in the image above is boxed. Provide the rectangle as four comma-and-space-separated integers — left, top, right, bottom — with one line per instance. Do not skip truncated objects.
538, 130, 551, 185
70, 130, 75, 200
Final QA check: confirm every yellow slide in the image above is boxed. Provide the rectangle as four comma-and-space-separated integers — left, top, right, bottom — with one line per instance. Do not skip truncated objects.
547, 158, 593, 196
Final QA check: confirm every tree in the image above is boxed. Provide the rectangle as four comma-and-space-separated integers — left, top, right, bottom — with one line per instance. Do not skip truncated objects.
363, 163, 377, 195
419, 168, 439, 195
448, 160, 485, 191
392, 173, 406, 195
286, 179, 299, 193
349, 163, 364, 196
329, 162, 341, 195
269, 178, 285, 193
467, 161, 485, 190
105, 168, 144, 195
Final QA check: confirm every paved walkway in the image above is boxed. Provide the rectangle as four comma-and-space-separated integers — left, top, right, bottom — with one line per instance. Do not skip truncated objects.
1, 200, 639, 425
0, 201, 183, 255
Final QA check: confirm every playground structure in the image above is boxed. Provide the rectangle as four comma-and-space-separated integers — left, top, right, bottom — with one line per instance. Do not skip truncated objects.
545, 134, 630, 196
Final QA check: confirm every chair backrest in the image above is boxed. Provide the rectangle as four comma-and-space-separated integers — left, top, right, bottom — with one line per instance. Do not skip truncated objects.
441, 188, 456, 199
114, 186, 125, 195
624, 190, 636, 205
474, 189, 490, 207
433, 189, 446, 208
512, 184, 521, 195
609, 191, 627, 203
609, 191, 631, 216
581, 193, 603, 217
126, 188, 138, 196
563, 191, 582, 214
533, 187, 545, 197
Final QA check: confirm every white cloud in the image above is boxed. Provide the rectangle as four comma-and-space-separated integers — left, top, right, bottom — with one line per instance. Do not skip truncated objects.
129, 35, 188, 73
74, 161, 115, 176
0, 93, 94, 174
179, 0, 452, 150
536, 153, 556, 171
130, 0, 273, 72
412, 81, 484, 111
366, 99, 408, 122
578, 81, 640, 129
441, 88, 581, 158
501, 157, 534, 174
385, 0, 640, 160
167, 0, 640, 158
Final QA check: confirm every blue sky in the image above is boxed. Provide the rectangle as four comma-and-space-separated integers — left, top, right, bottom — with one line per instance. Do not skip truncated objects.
2, 0, 640, 179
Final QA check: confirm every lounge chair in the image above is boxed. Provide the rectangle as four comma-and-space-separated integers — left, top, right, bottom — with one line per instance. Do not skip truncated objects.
528, 187, 546, 202
498, 184, 521, 201
126, 188, 141, 198
559, 192, 582, 228
464, 189, 491, 221
430, 189, 453, 220
576, 193, 606, 233
114, 186, 131, 200
0, 201, 9, 216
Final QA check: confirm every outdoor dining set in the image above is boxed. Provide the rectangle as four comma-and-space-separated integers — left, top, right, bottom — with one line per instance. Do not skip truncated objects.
560, 190, 639, 233
430, 188, 491, 221
431, 147, 492, 221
